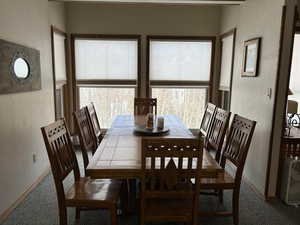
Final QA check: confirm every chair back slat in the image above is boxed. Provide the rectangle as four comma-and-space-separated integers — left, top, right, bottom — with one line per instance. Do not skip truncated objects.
73, 107, 96, 173
87, 103, 102, 147
134, 98, 157, 115
221, 114, 256, 172
141, 138, 203, 196
200, 103, 217, 137
41, 119, 80, 185
207, 108, 231, 161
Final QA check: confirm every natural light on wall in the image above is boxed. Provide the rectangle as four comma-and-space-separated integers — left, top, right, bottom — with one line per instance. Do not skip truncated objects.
150, 40, 212, 81
75, 39, 138, 80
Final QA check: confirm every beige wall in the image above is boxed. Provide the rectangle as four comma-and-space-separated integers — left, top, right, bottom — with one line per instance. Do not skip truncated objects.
0, 0, 65, 217
220, 0, 284, 195
66, 3, 221, 98
49, 1, 67, 31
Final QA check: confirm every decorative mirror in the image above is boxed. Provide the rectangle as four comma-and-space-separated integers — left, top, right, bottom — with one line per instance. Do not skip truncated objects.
0, 39, 41, 94
13, 58, 30, 79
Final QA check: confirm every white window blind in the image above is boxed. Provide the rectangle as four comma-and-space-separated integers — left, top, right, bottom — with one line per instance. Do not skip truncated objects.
149, 40, 212, 81
75, 39, 138, 80
290, 34, 300, 92
219, 34, 234, 91
53, 33, 67, 81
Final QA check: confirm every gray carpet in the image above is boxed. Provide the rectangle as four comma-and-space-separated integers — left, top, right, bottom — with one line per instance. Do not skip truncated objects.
1, 152, 300, 225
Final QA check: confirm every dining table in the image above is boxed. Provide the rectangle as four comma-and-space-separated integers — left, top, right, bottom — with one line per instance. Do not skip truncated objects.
86, 114, 224, 179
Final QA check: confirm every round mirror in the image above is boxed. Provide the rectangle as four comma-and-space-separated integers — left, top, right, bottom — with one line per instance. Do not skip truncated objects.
13, 58, 29, 79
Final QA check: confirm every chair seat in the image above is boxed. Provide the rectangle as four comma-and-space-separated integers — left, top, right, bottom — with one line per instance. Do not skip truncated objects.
65, 178, 122, 208
144, 198, 194, 222
200, 171, 235, 190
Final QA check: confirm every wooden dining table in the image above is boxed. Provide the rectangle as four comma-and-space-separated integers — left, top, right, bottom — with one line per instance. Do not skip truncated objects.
86, 115, 223, 179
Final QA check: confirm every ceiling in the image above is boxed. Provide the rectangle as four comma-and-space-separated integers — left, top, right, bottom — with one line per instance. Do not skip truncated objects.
51, 0, 245, 5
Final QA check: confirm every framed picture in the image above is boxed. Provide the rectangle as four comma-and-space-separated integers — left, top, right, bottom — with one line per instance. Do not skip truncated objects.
242, 37, 261, 77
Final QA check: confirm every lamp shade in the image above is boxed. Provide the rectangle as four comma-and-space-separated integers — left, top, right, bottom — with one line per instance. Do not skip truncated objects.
288, 100, 298, 114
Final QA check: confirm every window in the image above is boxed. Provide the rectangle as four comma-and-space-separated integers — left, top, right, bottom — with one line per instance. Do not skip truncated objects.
219, 29, 236, 111
73, 35, 140, 128
51, 26, 68, 121
148, 36, 214, 129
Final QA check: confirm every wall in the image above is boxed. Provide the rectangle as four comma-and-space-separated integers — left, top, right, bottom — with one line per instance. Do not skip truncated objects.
49, 1, 67, 31
0, 0, 65, 218
220, 0, 284, 195
66, 3, 221, 98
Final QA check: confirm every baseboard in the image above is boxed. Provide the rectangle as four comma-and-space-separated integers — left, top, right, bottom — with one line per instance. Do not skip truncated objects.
241, 174, 267, 200
226, 161, 267, 200
0, 167, 51, 224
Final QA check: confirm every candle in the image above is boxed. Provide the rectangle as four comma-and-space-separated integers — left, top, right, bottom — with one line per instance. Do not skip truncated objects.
157, 117, 164, 130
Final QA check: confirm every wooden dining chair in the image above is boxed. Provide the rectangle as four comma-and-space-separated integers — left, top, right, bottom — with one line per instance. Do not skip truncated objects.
200, 103, 217, 138
134, 98, 157, 115
87, 102, 104, 148
200, 114, 256, 225
41, 119, 121, 225
206, 108, 231, 163
140, 137, 203, 225
73, 107, 97, 175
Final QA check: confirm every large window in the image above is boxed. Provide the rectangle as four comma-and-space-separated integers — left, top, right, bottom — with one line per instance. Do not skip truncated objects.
73, 35, 140, 128
219, 29, 236, 111
51, 26, 68, 121
148, 36, 214, 128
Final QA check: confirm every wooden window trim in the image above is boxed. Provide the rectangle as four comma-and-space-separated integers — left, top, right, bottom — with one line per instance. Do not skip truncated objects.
146, 35, 216, 102
70, 34, 142, 111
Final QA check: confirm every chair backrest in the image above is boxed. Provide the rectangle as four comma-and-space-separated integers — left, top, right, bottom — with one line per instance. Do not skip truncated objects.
206, 108, 231, 162
87, 102, 102, 147
220, 114, 256, 185
141, 138, 203, 198
134, 98, 157, 115
73, 107, 96, 174
41, 119, 80, 200
200, 103, 217, 137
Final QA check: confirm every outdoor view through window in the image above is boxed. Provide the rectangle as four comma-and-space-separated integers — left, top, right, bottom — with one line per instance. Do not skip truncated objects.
76, 37, 212, 129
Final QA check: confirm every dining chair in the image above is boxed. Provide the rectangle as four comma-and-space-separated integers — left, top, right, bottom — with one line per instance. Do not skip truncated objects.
134, 97, 157, 115
206, 107, 231, 163
73, 107, 97, 175
200, 114, 256, 225
41, 119, 121, 225
87, 102, 104, 148
140, 137, 203, 225
200, 103, 217, 138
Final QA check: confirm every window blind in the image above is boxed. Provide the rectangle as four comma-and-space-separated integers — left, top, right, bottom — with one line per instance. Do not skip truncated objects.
219, 34, 234, 91
149, 40, 212, 81
53, 33, 67, 81
75, 39, 138, 80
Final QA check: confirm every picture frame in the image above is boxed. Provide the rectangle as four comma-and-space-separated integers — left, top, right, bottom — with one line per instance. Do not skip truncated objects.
242, 37, 261, 77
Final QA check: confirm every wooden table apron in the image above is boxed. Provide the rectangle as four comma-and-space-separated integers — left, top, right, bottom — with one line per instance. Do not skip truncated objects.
86, 115, 223, 179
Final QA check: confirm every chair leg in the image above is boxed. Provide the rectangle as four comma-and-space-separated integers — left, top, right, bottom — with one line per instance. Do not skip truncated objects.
120, 179, 129, 214
218, 190, 224, 204
110, 206, 118, 225
232, 190, 239, 225
75, 208, 81, 225
58, 206, 68, 225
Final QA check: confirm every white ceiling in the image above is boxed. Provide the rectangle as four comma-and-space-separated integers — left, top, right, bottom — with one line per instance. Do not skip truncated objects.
51, 0, 245, 5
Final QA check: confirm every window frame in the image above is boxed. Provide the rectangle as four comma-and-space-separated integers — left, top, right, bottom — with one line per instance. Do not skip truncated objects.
71, 34, 142, 111
51, 26, 70, 122
146, 35, 216, 100
218, 28, 236, 111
